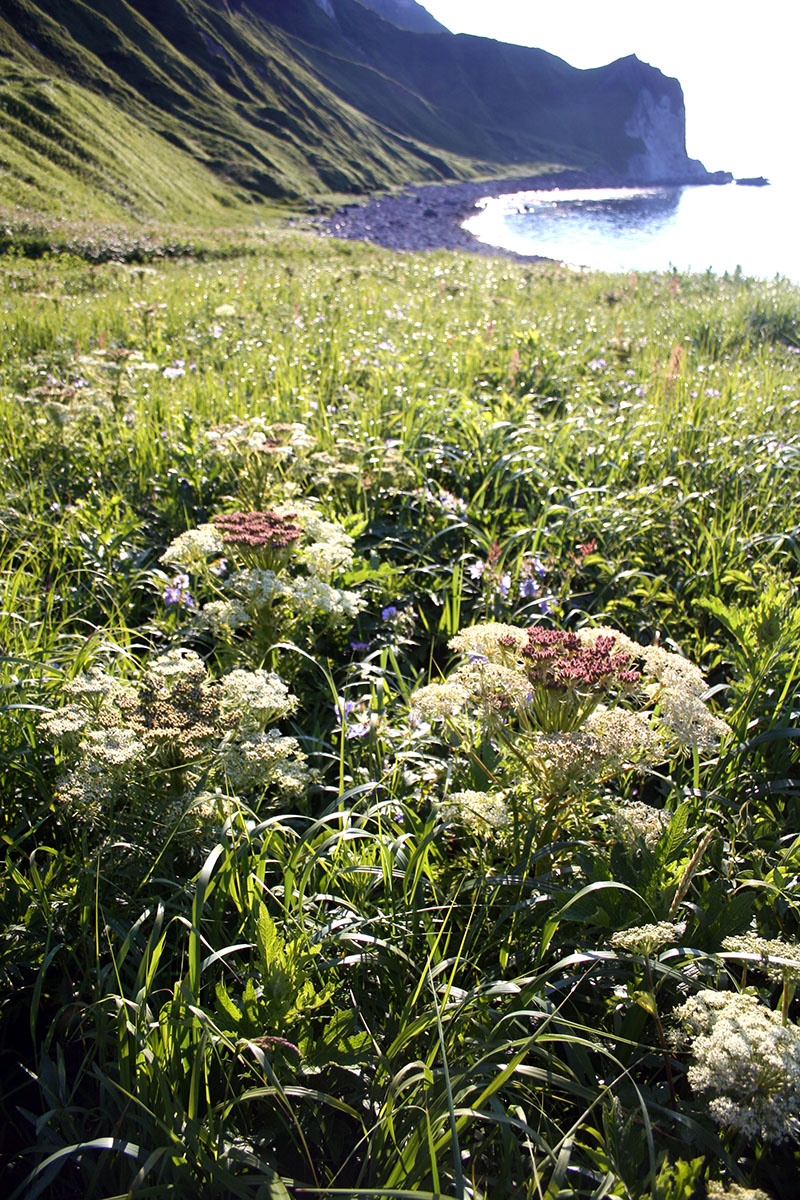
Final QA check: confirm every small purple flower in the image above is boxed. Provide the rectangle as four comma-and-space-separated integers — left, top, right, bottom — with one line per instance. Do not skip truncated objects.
440, 489, 467, 515
705, 387, 720, 398
539, 596, 554, 616
519, 578, 539, 599
336, 696, 372, 739
381, 605, 398, 621
498, 573, 511, 599
635, 385, 646, 397
350, 641, 371, 653
469, 560, 485, 581
531, 557, 546, 579
163, 365, 185, 380
589, 357, 607, 371
163, 573, 195, 608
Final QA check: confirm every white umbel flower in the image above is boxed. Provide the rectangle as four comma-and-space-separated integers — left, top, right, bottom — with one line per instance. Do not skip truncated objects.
145, 648, 207, 691
706, 1183, 772, 1200
608, 799, 670, 850
218, 668, 297, 732
219, 730, 309, 797
657, 686, 732, 750
449, 622, 528, 661
439, 790, 511, 838
410, 680, 471, 722
161, 522, 224, 571
610, 921, 685, 955
674, 989, 800, 1143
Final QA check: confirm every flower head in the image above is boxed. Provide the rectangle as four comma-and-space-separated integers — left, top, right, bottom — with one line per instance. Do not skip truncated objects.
722, 934, 800, 984
521, 628, 641, 693
439, 790, 511, 839
674, 988, 800, 1143
213, 510, 303, 551
410, 680, 471, 722
610, 921, 685, 955
608, 799, 670, 850
163, 573, 195, 608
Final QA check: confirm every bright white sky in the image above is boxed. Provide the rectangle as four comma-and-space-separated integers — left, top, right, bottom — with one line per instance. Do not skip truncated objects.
422, 1, 799, 181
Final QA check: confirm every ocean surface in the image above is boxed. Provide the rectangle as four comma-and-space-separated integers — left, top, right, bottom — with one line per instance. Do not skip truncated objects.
462, 177, 800, 282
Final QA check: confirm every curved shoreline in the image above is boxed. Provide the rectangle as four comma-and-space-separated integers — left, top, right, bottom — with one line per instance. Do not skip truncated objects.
316, 167, 725, 261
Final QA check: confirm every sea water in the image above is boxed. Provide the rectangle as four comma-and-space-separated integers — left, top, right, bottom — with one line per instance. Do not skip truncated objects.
462, 178, 800, 282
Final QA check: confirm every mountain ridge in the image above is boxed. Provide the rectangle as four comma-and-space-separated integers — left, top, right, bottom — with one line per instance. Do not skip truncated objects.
319, 0, 448, 34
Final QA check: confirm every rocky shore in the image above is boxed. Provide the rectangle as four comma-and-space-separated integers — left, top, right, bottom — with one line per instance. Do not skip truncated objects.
316, 166, 732, 259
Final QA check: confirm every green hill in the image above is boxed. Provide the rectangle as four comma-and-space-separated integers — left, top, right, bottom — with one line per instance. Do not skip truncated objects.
0, 0, 708, 223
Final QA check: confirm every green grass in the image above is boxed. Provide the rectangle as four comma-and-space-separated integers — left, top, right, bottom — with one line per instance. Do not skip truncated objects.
0, 231, 799, 1198
0, 60, 264, 223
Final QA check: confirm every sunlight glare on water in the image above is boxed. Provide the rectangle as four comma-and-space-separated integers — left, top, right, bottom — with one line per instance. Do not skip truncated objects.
463, 182, 799, 281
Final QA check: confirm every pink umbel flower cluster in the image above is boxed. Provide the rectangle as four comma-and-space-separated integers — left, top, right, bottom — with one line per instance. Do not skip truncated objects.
519, 628, 641, 693
213, 510, 303, 551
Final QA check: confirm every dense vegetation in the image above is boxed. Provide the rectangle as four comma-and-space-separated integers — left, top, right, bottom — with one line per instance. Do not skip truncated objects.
1, 226, 799, 1200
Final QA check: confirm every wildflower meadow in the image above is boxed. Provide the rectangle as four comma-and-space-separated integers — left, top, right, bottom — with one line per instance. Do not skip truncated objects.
1, 225, 799, 1199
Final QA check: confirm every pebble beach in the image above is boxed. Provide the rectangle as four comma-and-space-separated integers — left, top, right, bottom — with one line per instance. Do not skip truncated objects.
319, 167, 640, 258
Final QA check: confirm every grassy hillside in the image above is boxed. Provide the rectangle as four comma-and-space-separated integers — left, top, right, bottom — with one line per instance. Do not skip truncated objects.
0, 60, 259, 222
0, 0, 502, 221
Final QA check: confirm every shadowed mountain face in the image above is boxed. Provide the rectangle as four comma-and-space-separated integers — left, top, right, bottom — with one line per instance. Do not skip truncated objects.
344, 0, 448, 33
0, 0, 714, 220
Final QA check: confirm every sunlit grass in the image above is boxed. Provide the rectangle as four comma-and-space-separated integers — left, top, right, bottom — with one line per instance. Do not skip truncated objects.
1, 233, 799, 1198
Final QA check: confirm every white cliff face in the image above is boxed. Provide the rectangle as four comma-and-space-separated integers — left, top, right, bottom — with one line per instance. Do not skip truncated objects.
625, 89, 708, 182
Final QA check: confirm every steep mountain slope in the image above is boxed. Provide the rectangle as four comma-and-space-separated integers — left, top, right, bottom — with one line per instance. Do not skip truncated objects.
0, 0, 711, 222
0, 57, 252, 222
0, 0, 476, 219
280, 0, 707, 177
